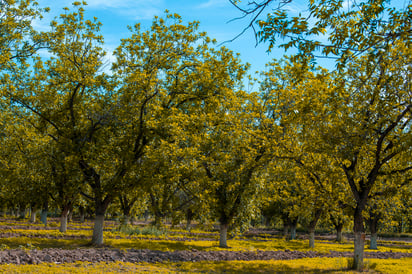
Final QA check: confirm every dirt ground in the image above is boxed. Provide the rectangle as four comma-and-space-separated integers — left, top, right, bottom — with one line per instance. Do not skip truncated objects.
0, 248, 410, 265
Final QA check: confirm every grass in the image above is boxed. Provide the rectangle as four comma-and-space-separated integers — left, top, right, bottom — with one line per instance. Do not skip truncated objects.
0, 218, 410, 273
1, 229, 410, 253
0, 258, 410, 273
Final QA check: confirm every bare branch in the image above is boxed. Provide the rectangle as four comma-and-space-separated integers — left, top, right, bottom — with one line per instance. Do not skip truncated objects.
223, 0, 278, 46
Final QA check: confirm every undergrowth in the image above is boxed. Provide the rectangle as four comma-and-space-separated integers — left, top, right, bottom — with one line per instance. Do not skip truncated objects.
113, 224, 168, 237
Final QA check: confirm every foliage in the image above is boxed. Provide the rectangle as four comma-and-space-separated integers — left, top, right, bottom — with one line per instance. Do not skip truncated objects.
231, 0, 411, 269
0, 0, 47, 71
0, 1, 411, 261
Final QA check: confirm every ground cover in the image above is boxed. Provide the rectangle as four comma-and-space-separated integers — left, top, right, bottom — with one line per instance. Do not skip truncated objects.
0, 218, 410, 273
0, 258, 411, 273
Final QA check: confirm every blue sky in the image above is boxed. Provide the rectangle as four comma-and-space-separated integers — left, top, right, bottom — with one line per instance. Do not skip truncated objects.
33, 0, 408, 82
34, 0, 294, 85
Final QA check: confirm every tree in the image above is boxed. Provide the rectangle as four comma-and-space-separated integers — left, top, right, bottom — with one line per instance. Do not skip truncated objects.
327, 42, 411, 268
3, 2, 114, 243
46, 142, 83, 232
264, 47, 411, 268
262, 162, 303, 240
0, 109, 51, 221
366, 174, 412, 249
141, 141, 201, 228
231, 0, 411, 269
0, 0, 47, 71
259, 56, 350, 248
113, 11, 255, 247
387, 183, 412, 233
0, 0, 45, 219
197, 89, 272, 247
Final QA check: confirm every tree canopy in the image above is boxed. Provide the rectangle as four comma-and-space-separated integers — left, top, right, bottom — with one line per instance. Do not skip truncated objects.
0, 2, 410, 271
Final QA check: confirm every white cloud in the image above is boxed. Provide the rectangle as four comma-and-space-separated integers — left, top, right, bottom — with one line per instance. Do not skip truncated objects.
341, 0, 352, 11
31, 17, 51, 32
85, 0, 164, 20
85, 0, 160, 9
36, 48, 54, 59
196, 0, 229, 9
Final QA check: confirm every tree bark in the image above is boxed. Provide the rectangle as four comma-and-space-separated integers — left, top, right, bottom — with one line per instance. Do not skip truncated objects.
29, 208, 37, 223
19, 207, 27, 219
309, 227, 315, 248
144, 210, 149, 222
40, 201, 48, 226
290, 219, 298, 240
308, 209, 322, 248
153, 213, 163, 228
219, 223, 229, 248
91, 195, 111, 245
92, 214, 105, 245
119, 195, 134, 226
79, 206, 85, 223
91, 204, 109, 245
282, 221, 289, 238
186, 209, 193, 232
336, 223, 343, 242
368, 208, 380, 250
370, 232, 378, 249
353, 207, 365, 270
59, 208, 70, 233
68, 210, 73, 222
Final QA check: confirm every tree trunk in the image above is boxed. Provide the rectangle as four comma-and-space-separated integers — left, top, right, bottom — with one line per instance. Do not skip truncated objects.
290, 219, 297, 240
334, 222, 343, 242
308, 209, 322, 248
219, 223, 229, 248
91, 197, 111, 245
186, 209, 193, 232
121, 215, 131, 225
40, 201, 48, 226
309, 227, 315, 248
370, 232, 378, 249
144, 210, 149, 222
283, 223, 289, 238
68, 210, 73, 222
59, 208, 70, 233
153, 213, 163, 228
149, 193, 164, 228
79, 206, 85, 223
19, 208, 26, 219
354, 231, 365, 270
40, 210, 48, 226
353, 207, 365, 271
336, 226, 343, 242
368, 208, 380, 250
120, 197, 132, 226
30, 208, 37, 223
92, 214, 105, 245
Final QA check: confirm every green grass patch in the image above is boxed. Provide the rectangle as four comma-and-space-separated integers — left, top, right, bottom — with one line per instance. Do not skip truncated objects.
0, 233, 410, 254
0, 258, 410, 273
0, 237, 90, 249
